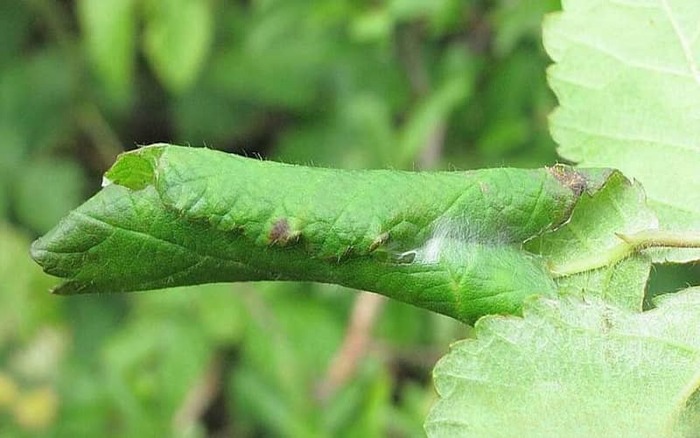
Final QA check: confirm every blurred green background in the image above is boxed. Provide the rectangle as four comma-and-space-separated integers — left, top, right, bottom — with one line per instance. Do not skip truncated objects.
9, 0, 693, 436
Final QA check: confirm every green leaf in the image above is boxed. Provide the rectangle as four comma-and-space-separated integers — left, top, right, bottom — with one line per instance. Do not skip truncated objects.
397, 51, 474, 165
78, 0, 135, 102
0, 0, 31, 65
143, 0, 213, 93
209, 10, 334, 109
0, 50, 75, 152
426, 287, 700, 437
275, 94, 397, 168
31, 145, 619, 323
102, 317, 213, 435
491, 0, 559, 55
544, 0, 700, 263
526, 171, 657, 310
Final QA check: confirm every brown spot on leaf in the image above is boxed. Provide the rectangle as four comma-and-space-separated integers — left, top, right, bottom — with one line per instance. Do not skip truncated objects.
269, 218, 300, 246
547, 165, 588, 196
368, 232, 390, 252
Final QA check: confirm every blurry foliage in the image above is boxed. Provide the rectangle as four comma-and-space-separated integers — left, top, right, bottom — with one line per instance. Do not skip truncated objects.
6, 0, 692, 436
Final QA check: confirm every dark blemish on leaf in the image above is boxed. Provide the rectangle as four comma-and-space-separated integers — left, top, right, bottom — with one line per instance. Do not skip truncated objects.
547, 165, 588, 196
268, 218, 300, 246
368, 232, 390, 252
269, 218, 290, 243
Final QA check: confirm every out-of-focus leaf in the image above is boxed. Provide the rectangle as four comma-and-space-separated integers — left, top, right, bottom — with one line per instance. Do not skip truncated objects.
173, 84, 260, 145
426, 288, 700, 437
491, 0, 559, 55
334, 361, 391, 437
210, 17, 331, 109
648, 264, 700, 302
0, 223, 58, 344
0, 51, 75, 152
103, 316, 213, 435
0, 50, 76, 221
13, 158, 85, 234
131, 284, 247, 345
276, 94, 396, 168
389, 382, 436, 438
229, 283, 342, 437
0, 1, 30, 65
350, 0, 463, 41
143, 0, 213, 93
230, 282, 394, 437
0, 174, 8, 218
78, 0, 136, 103
398, 48, 475, 165
476, 50, 557, 163
388, 0, 452, 21
351, 9, 392, 42
544, 0, 700, 262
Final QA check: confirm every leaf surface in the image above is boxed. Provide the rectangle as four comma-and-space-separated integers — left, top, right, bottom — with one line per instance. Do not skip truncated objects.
544, 0, 700, 262
526, 171, 657, 310
31, 144, 627, 323
426, 287, 700, 437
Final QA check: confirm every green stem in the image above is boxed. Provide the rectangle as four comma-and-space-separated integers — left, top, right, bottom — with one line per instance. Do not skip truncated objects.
616, 230, 700, 250
549, 243, 633, 278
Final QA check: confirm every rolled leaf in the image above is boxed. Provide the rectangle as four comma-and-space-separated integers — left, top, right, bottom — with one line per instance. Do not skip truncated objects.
32, 144, 615, 323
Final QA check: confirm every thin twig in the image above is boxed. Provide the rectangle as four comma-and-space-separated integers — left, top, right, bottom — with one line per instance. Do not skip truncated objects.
76, 103, 125, 168
316, 292, 386, 401
172, 357, 223, 432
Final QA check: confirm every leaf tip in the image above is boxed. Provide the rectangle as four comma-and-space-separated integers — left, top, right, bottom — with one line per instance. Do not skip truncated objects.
29, 237, 49, 268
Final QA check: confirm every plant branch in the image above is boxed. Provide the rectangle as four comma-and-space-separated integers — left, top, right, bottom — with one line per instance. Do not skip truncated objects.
172, 357, 222, 432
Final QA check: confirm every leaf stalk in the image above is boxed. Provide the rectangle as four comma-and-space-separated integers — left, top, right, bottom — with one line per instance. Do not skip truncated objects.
550, 230, 700, 278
